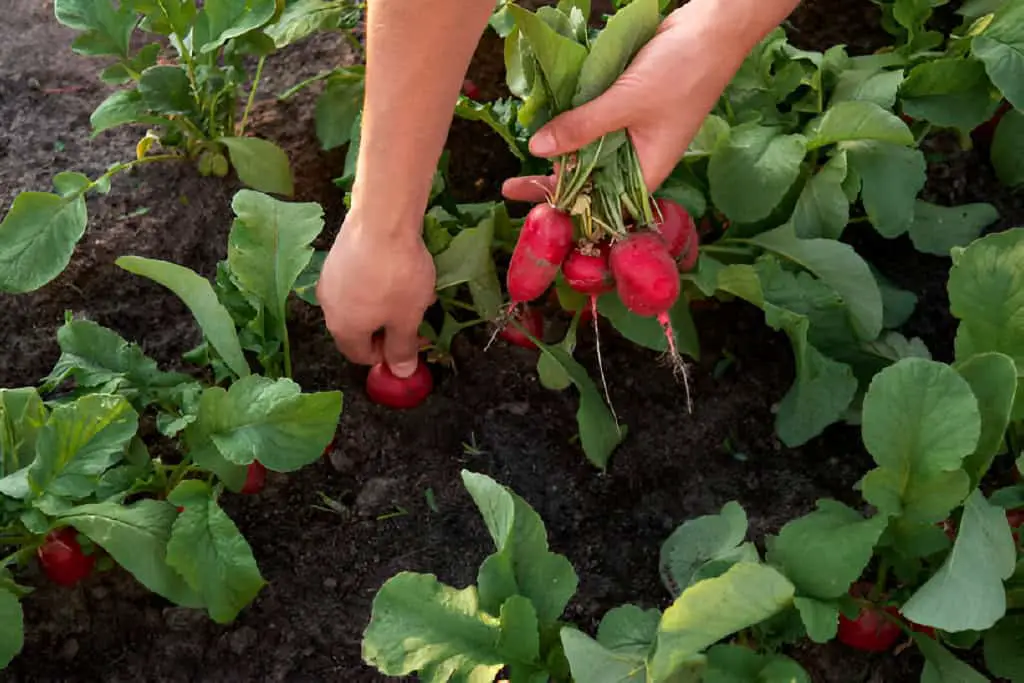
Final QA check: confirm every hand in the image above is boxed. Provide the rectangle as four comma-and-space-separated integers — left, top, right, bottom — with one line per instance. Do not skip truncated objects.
316, 210, 436, 378
503, 0, 766, 202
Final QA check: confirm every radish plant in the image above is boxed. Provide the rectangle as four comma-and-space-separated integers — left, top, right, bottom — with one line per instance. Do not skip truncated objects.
0, 190, 342, 670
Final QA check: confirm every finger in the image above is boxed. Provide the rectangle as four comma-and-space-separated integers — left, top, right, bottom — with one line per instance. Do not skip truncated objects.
528, 81, 636, 158
330, 326, 383, 367
502, 175, 555, 203
382, 319, 425, 378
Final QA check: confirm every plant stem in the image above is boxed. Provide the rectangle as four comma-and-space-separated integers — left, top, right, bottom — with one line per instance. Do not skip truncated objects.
283, 332, 293, 380
341, 29, 365, 58
278, 69, 335, 100
237, 56, 267, 137
84, 154, 183, 197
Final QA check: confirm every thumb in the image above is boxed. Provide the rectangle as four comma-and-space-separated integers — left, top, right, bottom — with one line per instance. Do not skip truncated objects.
529, 85, 633, 158
382, 320, 423, 379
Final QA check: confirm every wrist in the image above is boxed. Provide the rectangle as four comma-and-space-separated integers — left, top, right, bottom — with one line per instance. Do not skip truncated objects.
684, 0, 799, 55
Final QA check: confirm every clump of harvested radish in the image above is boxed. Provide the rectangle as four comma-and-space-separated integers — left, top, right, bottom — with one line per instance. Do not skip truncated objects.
609, 231, 692, 410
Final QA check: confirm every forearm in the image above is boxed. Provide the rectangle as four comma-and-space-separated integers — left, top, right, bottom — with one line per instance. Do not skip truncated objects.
350, 0, 495, 238
679, 0, 800, 68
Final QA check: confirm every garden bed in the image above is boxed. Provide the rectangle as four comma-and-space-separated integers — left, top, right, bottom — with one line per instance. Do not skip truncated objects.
1, 1, 1022, 681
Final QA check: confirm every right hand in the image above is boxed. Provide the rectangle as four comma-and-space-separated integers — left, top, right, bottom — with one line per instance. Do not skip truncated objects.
316, 208, 436, 378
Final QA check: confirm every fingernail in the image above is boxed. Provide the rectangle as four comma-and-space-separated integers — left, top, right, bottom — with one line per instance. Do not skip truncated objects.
391, 360, 417, 378
530, 129, 555, 156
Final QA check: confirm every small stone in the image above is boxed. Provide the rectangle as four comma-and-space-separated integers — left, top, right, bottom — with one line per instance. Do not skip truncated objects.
328, 451, 355, 473
228, 626, 258, 656
58, 638, 79, 661
322, 577, 338, 589
163, 606, 206, 632
26, 77, 40, 90
356, 477, 401, 515
497, 401, 529, 416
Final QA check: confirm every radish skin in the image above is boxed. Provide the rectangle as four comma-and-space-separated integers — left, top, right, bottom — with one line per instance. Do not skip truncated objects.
507, 204, 574, 303
653, 198, 696, 259
562, 243, 614, 296
609, 232, 680, 317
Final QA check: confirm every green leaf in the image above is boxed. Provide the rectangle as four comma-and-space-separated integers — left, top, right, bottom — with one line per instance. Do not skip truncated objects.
314, 67, 365, 151
955, 353, 1018, 488
166, 480, 265, 623
984, 614, 1024, 682
91, 89, 163, 135
572, 0, 658, 106
434, 212, 495, 289
461, 471, 577, 624
659, 501, 750, 597
651, 563, 795, 680
708, 125, 807, 224
0, 388, 48, 478
704, 644, 811, 683
902, 489, 1016, 632
598, 290, 700, 359
793, 597, 839, 643
59, 500, 202, 607
116, 255, 251, 379
745, 224, 883, 340
455, 98, 528, 161
973, 1, 1024, 111
830, 68, 904, 109
0, 588, 23, 668
186, 376, 341, 474
266, 0, 361, 47
218, 137, 295, 197
916, 633, 990, 683
537, 321, 576, 392
138, 65, 195, 115
992, 108, 1024, 187
534, 344, 626, 469
900, 58, 998, 131
130, 0, 196, 37
194, 0, 278, 53
598, 604, 661, 657
949, 229, 1024, 378
807, 101, 914, 149
845, 142, 927, 238
498, 595, 541, 667
0, 191, 87, 293
908, 201, 999, 255
507, 5, 588, 112
55, 0, 137, 57
767, 500, 887, 600
41, 318, 191, 403
228, 189, 324, 339
561, 628, 647, 683
361, 572, 505, 679
860, 358, 980, 522
52, 172, 91, 198
789, 151, 850, 240
29, 394, 138, 501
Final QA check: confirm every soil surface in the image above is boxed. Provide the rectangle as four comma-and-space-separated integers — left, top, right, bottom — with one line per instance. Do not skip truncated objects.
1, 1, 1019, 682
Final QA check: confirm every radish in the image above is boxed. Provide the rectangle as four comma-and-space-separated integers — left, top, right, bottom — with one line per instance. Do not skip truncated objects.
240, 461, 267, 495
462, 79, 481, 100
678, 229, 700, 272
562, 242, 613, 296
499, 306, 544, 349
366, 360, 434, 409
37, 528, 95, 587
652, 199, 695, 259
507, 204, 574, 304
609, 232, 691, 410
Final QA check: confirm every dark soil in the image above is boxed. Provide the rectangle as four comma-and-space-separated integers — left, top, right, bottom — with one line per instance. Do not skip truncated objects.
1, 1, 1018, 682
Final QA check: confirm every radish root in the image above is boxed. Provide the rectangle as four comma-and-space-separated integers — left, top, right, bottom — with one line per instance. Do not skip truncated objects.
590, 295, 619, 427
657, 312, 693, 414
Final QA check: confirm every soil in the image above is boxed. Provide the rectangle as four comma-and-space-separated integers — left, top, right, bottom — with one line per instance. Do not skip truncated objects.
1, 1, 1019, 682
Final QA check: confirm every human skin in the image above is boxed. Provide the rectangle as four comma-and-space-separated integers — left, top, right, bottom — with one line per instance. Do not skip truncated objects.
317, 0, 801, 377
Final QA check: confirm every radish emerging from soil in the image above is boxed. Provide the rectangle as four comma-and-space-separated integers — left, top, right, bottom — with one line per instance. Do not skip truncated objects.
838, 604, 902, 652
499, 306, 544, 349
37, 527, 95, 587
240, 461, 267, 495
609, 231, 692, 410
507, 204, 574, 304
366, 360, 434, 410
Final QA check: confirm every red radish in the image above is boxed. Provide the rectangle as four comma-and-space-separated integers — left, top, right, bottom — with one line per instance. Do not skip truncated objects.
678, 229, 700, 273
462, 79, 481, 100
899, 113, 914, 126
366, 360, 434, 409
972, 100, 1012, 149
37, 528, 95, 587
609, 233, 680, 317
240, 461, 267, 495
838, 604, 902, 652
562, 243, 613, 295
176, 506, 185, 513
1007, 509, 1024, 543
908, 621, 936, 639
499, 306, 544, 349
652, 199, 696, 259
507, 204, 574, 304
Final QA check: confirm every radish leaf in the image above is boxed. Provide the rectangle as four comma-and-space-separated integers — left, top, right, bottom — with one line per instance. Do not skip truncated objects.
0, 589, 24, 669
218, 137, 295, 197
0, 192, 88, 294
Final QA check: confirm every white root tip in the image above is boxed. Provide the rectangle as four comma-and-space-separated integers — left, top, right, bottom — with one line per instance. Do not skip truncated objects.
591, 296, 620, 429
